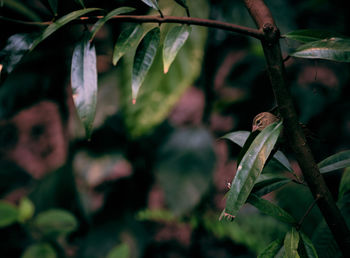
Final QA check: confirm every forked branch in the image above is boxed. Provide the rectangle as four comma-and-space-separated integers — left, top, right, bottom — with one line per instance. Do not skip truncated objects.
243, 0, 350, 255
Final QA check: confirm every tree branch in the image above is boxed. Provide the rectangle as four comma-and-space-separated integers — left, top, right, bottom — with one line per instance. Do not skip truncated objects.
0, 15, 263, 39
243, 0, 350, 255
104, 15, 263, 39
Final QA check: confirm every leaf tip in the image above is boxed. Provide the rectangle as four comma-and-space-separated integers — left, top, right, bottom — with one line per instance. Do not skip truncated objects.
219, 210, 235, 221
112, 56, 120, 66
85, 129, 93, 141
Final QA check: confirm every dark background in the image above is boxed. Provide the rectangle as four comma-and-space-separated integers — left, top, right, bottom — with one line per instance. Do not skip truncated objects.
1, 0, 350, 257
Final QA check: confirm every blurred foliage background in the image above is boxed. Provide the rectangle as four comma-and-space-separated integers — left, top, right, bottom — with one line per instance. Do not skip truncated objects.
1, 0, 350, 257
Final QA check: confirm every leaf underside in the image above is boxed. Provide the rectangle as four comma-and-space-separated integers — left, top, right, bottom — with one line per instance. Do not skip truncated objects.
113, 24, 144, 66
163, 25, 192, 73
318, 150, 350, 173
284, 29, 345, 43
131, 27, 160, 102
291, 37, 350, 62
71, 35, 98, 139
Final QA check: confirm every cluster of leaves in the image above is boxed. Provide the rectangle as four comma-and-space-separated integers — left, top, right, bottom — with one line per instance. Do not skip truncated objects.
3, 1, 349, 139
0, 198, 76, 258
1, 0, 193, 138
0, 197, 131, 258
221, 120, 350, 256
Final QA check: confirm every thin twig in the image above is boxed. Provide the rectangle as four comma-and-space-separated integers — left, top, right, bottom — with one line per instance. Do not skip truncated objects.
80, 15, 264, 39
296, 195, 321, 230
0, 15, 264, 39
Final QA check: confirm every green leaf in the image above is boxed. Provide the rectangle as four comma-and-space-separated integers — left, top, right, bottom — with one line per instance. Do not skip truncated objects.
141, 0, 161, 11
163, 25, 191, 74
206, 212, 288, 254
0, 201, 19, 227
75, 0, 85, 8
136, 209, 176, 222
222, 130, 293, 172
224, 121, 283, 218
0, 33, 37, 74
221, 131, 250, 147
232, 131, 259, 167
173, 0, 188, 9
106, 243, 130, 258
284, 29, 345, 43
339, 167, 350, 200
120, 0, 208, 137
31, 8, 100, 50
47, 0, 58, 15
33, 209, 78, 237
290, 37, 350, 62
90, 7, 135, 41
312, 215, 341, 257
284, 227, 300, 258
2, 0, 41, 21
253, 174, 291, 197
318, 150, 350, 173
132, 27, 160, 102
247, 194, 297, 224
273, 151, 293, 172
112, 24, 144, 66
22, 243, 57, 258
71, 35, 98, 139
300, 232, 319, 258
257, 237, 284, 258
18, 197, 35, 223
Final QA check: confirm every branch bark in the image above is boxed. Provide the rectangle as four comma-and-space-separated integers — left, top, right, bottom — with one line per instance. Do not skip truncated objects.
243, 0, 350, 255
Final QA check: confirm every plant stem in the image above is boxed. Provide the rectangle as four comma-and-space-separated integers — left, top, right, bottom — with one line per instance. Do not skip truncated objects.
0, 15, 263, 39
296, 195, 320, 230
243, 0, 350, 255
83, 15, 263, 39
